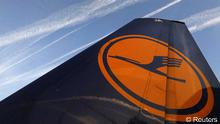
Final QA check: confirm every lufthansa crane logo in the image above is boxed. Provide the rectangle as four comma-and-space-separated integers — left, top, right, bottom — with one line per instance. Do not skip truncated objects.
98, 35, 214, 122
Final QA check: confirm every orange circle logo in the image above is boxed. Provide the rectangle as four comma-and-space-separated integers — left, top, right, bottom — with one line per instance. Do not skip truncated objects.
98, 35, 214, 121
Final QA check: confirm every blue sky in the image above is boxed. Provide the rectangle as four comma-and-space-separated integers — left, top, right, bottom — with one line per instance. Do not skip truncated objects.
0, 0, 220, 100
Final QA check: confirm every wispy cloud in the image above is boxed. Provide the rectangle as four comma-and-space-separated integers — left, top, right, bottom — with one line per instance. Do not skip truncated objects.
0, 0, 145, 48
1, 0, 179, 85
0, 40, 96, 100
143, 0, 182, 17
182, 6, 220, 33
0, 26, 83, 74
0, 0, 145, 74
0, 33, 111, 87
1, 0, 184, 100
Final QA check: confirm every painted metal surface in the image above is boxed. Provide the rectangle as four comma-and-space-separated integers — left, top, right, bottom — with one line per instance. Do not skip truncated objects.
0, 18, 219, 124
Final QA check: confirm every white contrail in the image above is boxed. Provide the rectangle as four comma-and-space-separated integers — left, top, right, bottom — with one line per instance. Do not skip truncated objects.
0, 0, 143, 57
0, 0, 146, 74
1, 0, 179, 86
143, 0, 182, 17
182, 6, 220, 33
0, 0, 146, 48
0, 26, 84, 74
2, 0, 184, 99
39, 31, 112, 68
0, 32, 111, 87
0, 0, 112, 47
0, 23, 90, 69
